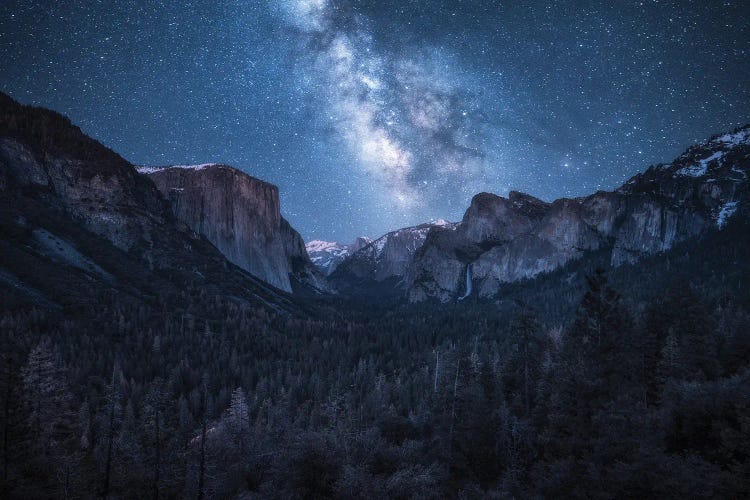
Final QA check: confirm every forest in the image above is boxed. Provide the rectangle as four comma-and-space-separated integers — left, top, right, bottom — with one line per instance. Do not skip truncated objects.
1, 213, 749, 499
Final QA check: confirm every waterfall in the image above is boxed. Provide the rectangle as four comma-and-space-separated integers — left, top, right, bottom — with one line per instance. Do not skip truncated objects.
458, 263, 473, 301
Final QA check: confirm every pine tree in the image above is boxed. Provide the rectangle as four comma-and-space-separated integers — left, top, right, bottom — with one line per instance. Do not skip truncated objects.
197, 375, 210, 500
0, 349, 26, 497
658, 333, 684, 383
21, 340, 80, 498
504, 310, 546, 417
564, 268, 636, 401
639, 305, 667, 406
142, 380, 167, 500
100, 365, 121, 499
543, 269, 636, 469
226, 387, 250, 450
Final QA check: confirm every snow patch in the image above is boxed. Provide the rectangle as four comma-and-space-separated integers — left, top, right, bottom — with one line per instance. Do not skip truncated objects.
716, 201, 739, 229
676, 151, 724, 177
306, 237, 373, 275
362, 224, 435, 258
715, 128, 750, 146
135, 166, 162, 174
167, 163, 219, 170
305, 240, 342, 253
429, 218, 451, 226
373, 235, 388, 253
305, 240, 350, 272
137, 164, 219, 174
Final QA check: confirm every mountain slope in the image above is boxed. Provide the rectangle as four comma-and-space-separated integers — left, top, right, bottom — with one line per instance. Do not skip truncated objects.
328, 220, 454, 295
0, 92, 299, 313
306, 236, 372, 275
408, 126, 750, 302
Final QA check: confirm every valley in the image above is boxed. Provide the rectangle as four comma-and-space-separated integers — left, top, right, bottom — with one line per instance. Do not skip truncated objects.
1, 91, 749, 498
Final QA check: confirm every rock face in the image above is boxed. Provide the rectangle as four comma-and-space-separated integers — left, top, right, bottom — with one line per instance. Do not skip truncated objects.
329, 220, 454, 295
140, 164, 322, 293
0, 94, 167, 251
408, 127, 750, 301
306, 237, 372, 276
0, 91, 298, 312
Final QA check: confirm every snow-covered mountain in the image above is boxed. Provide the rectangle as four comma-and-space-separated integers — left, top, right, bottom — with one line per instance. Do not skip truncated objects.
306, 236, 372, 275
328, 219, 455, 295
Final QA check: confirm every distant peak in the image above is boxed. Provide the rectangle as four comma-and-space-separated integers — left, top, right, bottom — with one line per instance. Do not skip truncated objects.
429, 218, 451, 226
350, 236, 372, 253
305, 240, 342, 252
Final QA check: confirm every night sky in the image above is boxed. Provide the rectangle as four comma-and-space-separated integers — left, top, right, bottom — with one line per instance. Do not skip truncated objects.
1, 1, 749, 243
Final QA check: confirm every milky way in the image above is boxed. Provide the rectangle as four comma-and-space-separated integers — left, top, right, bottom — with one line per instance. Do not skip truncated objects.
277, 0, 488, 213
1, 1, 749, 242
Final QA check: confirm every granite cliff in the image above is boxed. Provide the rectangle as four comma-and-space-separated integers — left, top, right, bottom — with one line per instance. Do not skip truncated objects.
0, 91, 299, 312
407, 127, 750, 301
139, 164, 323, 293
328, 220, 454, 295
319, 126, 749, 302
4, 90, 747, 305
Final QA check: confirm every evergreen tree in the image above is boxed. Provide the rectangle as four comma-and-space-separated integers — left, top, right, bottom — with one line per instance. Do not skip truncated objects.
503, 310, 547, 417
0, 349, 26, 497
21, 340, 80, 498
539, 269, 637, 495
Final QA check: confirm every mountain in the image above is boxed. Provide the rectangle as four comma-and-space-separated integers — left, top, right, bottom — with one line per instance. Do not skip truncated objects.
328, 219, 454, 295
1, 87, 747, 308
3, 93, 750, 500
0, 91, 299, 312
139, 164, 324, 293
305, 236, 372, 275
408, 126, 750, 302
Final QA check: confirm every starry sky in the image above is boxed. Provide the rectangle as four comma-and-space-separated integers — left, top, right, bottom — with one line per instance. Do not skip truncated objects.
1, 1, 750, 242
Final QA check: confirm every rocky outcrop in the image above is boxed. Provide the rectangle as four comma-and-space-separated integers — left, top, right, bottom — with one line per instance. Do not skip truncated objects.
140, 164, 322, 293
0, 93, 167, 250
329, 220, 454, 295
306, 237, 372, 276
0, 91, 298, 312
408, 127, 750, 302
280, 218, 328, 293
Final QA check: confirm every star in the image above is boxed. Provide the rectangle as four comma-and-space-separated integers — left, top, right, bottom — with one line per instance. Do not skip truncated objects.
0, 0, 748, 242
